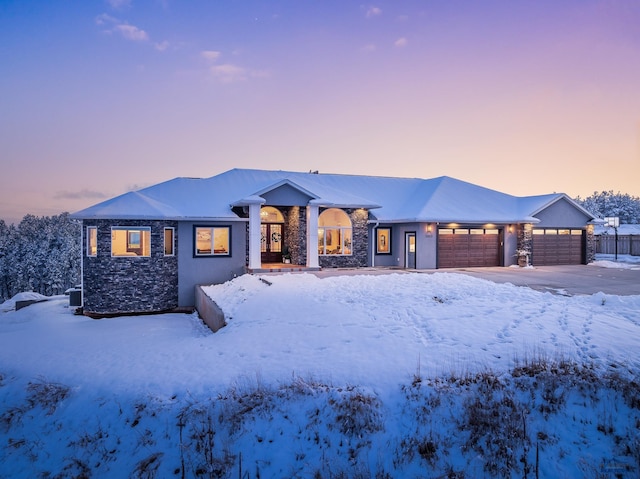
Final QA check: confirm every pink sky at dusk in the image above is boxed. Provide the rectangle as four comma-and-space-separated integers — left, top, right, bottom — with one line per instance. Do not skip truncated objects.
1, 0, 639, 225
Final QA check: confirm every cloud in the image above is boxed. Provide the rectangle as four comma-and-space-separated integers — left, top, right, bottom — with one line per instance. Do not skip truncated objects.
210, 64, 247, 83
114, 23, 148, 41
154, 40, 169, 51
201, 50, 268, 83
201, 50, 221, 61
362, 44, 376, 52
366, 6, 382, 18
95, 13, 118, 26
54, 189, 108, 200
106, 0, 132, 9
95, 13, 155, 44
209, 63, 269, 83
394, 37, 408, 47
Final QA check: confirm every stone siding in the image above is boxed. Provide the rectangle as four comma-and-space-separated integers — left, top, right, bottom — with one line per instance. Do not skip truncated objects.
284, 206, 306, 265
319, 208, 369, 268
517, 223, 533, 256
586, 225, 596, 263
82, 219, 178, 315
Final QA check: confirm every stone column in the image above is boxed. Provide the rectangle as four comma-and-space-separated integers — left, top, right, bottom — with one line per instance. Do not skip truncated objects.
306, 201, 320, 268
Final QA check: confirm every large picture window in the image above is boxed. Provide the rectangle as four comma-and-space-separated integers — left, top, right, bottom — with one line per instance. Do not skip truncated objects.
318, 208, 352, 256
87, 226, 97, 257
194, 226, 231, 256
111, 227, 151, 257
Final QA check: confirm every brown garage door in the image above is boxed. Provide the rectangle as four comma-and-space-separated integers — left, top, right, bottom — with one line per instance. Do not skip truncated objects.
532, 229, 583, 265
438, 228, 501, 268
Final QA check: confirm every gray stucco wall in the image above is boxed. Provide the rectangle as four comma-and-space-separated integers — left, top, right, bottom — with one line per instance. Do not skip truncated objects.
82, 219, 178, 315
261, 184, 313, 206
533, 198, 592, 228
177, 221, 247, 307
503, 225, 519, 266
371, 223, 438, 269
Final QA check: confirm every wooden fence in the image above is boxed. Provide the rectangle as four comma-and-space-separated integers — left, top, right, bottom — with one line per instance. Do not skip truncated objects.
596, 235, 640, 256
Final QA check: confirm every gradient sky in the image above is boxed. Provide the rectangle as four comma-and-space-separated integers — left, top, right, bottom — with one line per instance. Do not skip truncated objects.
1, 0, 639, 224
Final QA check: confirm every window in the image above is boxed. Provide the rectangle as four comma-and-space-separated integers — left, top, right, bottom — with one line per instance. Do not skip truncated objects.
376, 227, 391, 254
318, 208, 352, 256
164, 227, 175, 256
87, 226, 97, 257
111, 227, 151, 257
194, 226, 231, 256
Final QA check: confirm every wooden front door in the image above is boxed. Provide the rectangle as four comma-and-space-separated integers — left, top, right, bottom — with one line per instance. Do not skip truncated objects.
261, 223, 284, 263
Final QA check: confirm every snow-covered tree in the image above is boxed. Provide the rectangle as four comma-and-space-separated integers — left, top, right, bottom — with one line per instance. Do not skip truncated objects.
575, 191, 640, 224
0, 213, 81, 301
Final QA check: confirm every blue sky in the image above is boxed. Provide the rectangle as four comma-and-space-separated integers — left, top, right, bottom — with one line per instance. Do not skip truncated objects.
1, 0, 639, 224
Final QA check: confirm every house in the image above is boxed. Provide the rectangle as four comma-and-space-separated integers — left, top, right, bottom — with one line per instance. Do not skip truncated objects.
71, 168, 598, 316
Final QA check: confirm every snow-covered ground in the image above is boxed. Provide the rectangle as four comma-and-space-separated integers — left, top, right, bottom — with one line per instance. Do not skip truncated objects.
1, 265, 639, 477
592, 253, 640, 269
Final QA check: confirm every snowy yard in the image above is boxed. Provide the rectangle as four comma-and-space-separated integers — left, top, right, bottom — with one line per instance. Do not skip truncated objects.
1, 264, 639, 477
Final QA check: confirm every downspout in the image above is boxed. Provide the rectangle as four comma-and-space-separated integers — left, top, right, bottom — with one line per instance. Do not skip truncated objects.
78, 220, 84, 308
370, 221, 379, 267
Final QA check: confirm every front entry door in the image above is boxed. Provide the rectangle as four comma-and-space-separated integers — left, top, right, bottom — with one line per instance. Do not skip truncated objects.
261, 223, 284, 263
405, 232, 416, 269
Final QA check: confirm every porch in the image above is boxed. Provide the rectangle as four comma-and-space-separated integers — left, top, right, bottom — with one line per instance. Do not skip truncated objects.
246, 263, 321, 274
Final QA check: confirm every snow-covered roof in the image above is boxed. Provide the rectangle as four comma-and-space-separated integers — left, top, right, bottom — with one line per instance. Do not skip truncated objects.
71, 168, 595, 223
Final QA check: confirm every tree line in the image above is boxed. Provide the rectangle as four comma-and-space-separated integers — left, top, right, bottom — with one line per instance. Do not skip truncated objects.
575, 190, 640, 224
0, 213, 80, 302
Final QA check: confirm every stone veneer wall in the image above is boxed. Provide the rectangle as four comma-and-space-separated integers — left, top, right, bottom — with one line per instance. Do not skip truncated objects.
82, 219, 178, 315
586, 224, 596, 263
284, 206, 306, 265
319, 208, 369, 268
517, 223, 533, 257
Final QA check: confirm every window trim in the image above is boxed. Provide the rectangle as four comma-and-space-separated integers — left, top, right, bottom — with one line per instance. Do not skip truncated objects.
110, 226, 151, 257
87, 226, 97, 257
193, 225, 232, 257
164, 227, 175, 256
376, 227, 392, 255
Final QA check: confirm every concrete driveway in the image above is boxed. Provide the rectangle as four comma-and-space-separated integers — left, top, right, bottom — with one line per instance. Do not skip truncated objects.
447, 264, 640, 296
308, 264, 640, 296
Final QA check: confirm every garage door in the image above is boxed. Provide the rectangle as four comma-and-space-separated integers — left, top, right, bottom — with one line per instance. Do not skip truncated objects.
532, 229, 583, 265
438, 228, 501, 268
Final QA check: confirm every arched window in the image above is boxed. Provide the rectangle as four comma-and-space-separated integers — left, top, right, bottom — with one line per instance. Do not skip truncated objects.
318, 208, 352, 256
260, 206, 284, 223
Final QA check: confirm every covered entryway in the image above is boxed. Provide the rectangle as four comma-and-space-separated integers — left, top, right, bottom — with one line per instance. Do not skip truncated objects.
260, 207, 285, 263
438, 228, 501, 268
532, 228, 584, 265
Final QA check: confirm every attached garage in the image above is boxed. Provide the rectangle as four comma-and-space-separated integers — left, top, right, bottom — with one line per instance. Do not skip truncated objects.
438, 228, 501, 268
532, 228, 584, 265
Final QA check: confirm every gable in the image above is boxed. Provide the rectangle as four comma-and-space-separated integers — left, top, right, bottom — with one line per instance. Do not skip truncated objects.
261, 183, 314, 206
532, 197, 593, 228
